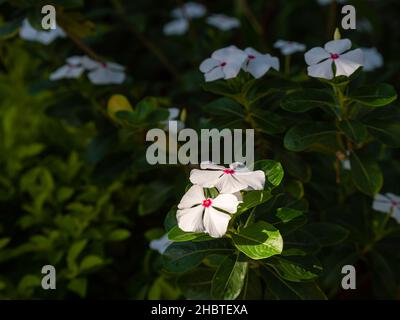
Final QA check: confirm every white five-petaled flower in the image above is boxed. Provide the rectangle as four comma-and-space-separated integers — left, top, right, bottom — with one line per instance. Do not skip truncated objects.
199, 46, 247, 82
372, 193, 400, 223
304, 39, 363, 80
86, 61, 126, 85
49, 56, 86, 81
19, 19, 65, 45
190, 162, 265, 194
149, 234, 173, 254
177, 185, 239, 238
206, 14, 240, 31
242, 47, 280, 79
171, 2, 206, 19
317, 0, 346, 6
274, 40, 306, 56
361, 47, 383, 72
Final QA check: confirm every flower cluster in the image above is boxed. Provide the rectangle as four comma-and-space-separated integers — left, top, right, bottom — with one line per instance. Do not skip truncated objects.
176, 162, 265, 238
50, 55, 126, 85
200, 46, 279, 82
163, 2, 239, 36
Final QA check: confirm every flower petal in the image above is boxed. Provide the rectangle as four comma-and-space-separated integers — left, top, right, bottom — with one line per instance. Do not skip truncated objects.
149, 234, 172, 254
372, 194, 391, 213
212, 46, 246, 64
335, 48, 363, 77
212, 194, 239, 213
163, 19, 189, 36
49, 65, 84, 81
189, 169, 223, 188
200, 161, 226, 170
199, 58, 220, 72
307, 59, 334, 80
234, 171, 265, 191
215, 174, 248, 194
203, 207, 231, 238
87, 68, 126, 85
177, 205, 205, 233
178, 185, 205, 209
324, 39, 352, 55
304, 47, 330, 65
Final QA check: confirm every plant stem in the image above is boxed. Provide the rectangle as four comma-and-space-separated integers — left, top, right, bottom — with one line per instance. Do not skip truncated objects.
284, 55, 291, 75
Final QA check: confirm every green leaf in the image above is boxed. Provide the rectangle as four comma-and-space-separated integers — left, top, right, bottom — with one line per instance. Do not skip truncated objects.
265, 256, 322, 282
67, 278, 87, 298
167, 226, 204, 242
285, 180, 304, 200
232, 221, 283, 260
280, 89, 335, 113
211, 254, 248, 300
80, 255, 104, 271
302, 223, 349, 246
251, 109, 286, 134
350, 153, 383, 196
254, 160, 284, 189
163, 239, 234, 272
274, 207, 306, 235
67, 239, 88, 273
203, 98, 244, 118
0, 19, 21, 39
177, 268, 213, 300
203, 80, 237, 97
349, 83, 397, 107
284, 230, 320, 254
284, 122, 338, 152
107, 229, 131, 241
238, 190, 272, 213
365, 121, 400, 147
0, 238, 10, 250
337, 120, 368, 144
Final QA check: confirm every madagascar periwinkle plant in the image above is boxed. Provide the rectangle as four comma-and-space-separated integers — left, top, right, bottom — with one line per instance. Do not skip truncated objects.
0, 0, 399, 300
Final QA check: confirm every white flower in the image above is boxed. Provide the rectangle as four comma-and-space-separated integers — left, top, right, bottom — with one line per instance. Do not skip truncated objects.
317, 0, 347, 6
171, 2, 206, 19
274, 40, 306, 56
206, 14, 240, 31
304, 39, 363, 80
361, 47, 383, 72
199, 46, 247, 82
372, 193, 400, 223
190, 162, 265, 194
163, 19, 189, 36
177, 185, 239, 238
86, 61, 126, 85
242, 47, 280, 79
49, 56, 86, 81
149, 234, 172, 254
19, 19, 65, 45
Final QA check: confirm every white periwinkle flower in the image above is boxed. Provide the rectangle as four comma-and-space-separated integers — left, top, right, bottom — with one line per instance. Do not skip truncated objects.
149, 234, 173, 254
372, 193, 400, 223
317, 0, 347, 6
19, 19, 65, 45
87, 61, 126, 85
304, 39, 363, 80
242, 47, 280, 79
206, 14, 240, 31
361, 47, 383, 72
274, 40, 306, 56
190, 162, 265, 194
49, 56, 87, 81
163, 19, 189, 36
199, 46, 247, 82
177, 185, 239, 238
171, 2, 206, 19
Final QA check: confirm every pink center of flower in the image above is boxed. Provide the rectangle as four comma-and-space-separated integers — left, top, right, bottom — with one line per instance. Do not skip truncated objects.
101, 62, 107, 68
330, 53, 340, 60
248, 55, 256, 60
220, 62, 227, 67
391, 200, 399, 207
202, 198, 212, 208
223, 169, 235, 175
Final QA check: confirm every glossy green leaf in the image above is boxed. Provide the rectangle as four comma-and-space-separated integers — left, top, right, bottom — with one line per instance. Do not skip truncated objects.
254, 160, 284, 189
350, 153, 383, 196
302, 223, 349, 246
337, 120, 368, 144
167, 225, 204, 242
349, 83, 397, 107
280, 89, 335, 113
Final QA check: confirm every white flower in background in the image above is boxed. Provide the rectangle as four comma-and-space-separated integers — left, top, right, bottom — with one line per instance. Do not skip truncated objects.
317, 0, 347, 6
19, 19, 65, 45
304, 39, 363, 80
177, 185, 239, 238
190, 162, 265, 194
361, 47, 383, 72
199, 45, 247, 82
206, 14, 240, 31
372, 193, 400, 223
274, 40, 306, 56
87, 61, 126, 85
162, 108, 185, 131
242, 47, 280, 79
49, 56, 87, 81
149, 234, 172, 254
171, 2, 206, 19
163, 19, 189, 36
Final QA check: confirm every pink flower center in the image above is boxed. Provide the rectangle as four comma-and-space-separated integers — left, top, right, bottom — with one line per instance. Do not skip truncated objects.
330, 53, 340, 60
391, 200, 399, 207
101, 62, 107, 68
220, 62, 227, 67
248, 55, 256, 60
202, 198, 212, 208
223, 169, 235, 175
